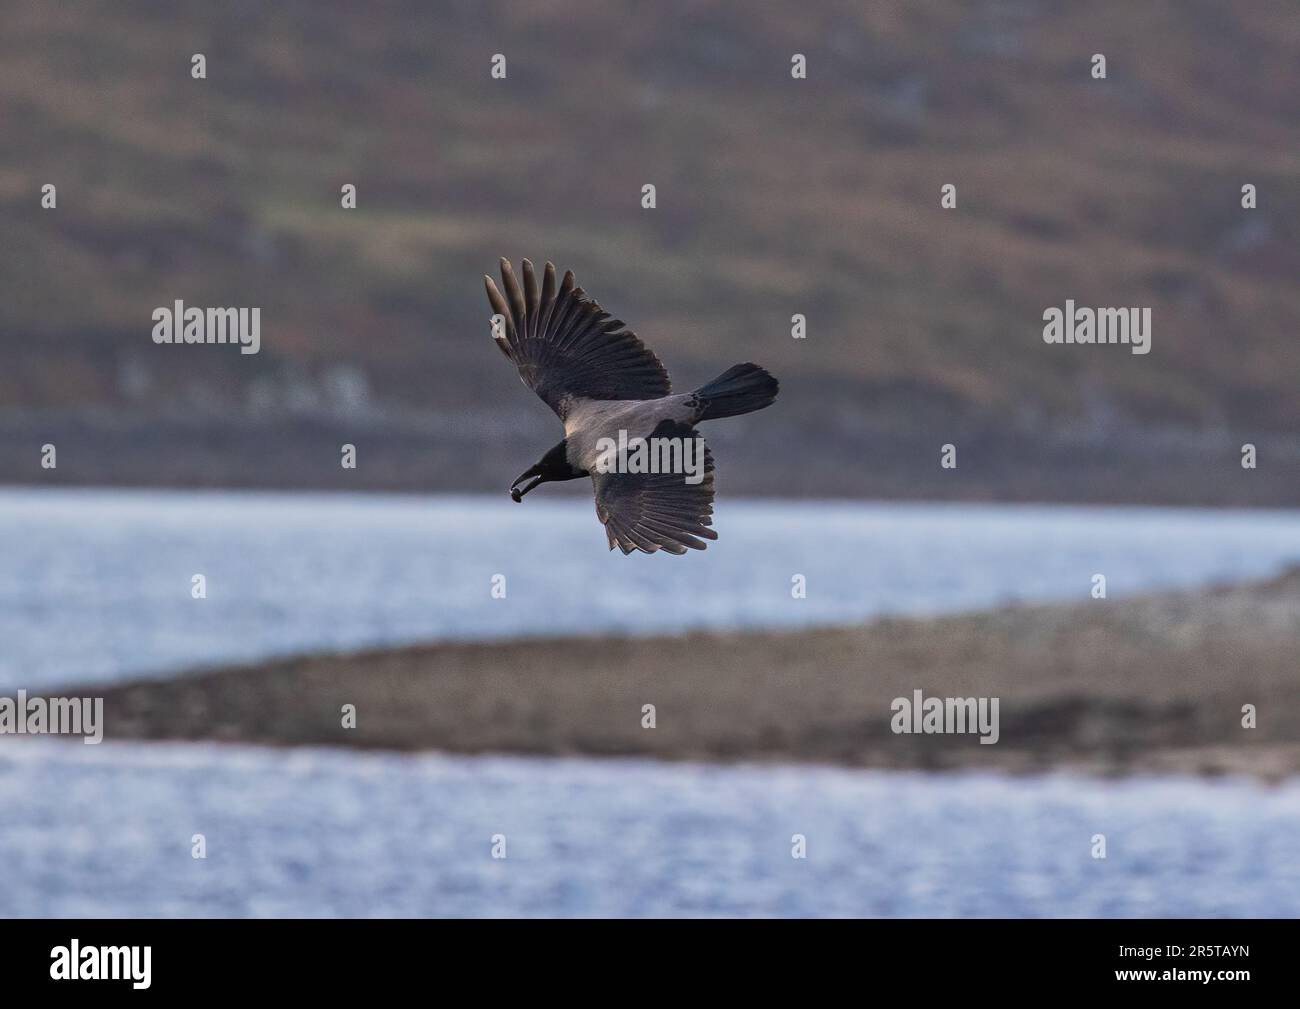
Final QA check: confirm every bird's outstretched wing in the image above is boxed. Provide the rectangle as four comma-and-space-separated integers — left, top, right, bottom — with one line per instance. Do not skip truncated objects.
591, 422, 719, 555
484, 258, 671, 420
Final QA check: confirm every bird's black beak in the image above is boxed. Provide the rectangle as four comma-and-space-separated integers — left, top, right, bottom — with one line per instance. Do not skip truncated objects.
510, 466, 543, 502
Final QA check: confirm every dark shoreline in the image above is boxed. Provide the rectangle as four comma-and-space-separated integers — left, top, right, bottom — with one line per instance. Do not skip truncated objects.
49, 567, 1300, 779
4, 409, 1299, 507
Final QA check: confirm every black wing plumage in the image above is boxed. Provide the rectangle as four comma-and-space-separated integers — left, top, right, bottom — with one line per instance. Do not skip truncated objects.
591, 422, 718, 555
484, 258, 671, 420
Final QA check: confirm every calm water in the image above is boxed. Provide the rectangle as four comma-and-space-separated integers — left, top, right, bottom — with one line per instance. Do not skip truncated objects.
3, 741, 1298, 918
3, 487, 1299, 917
4, 487, 1300, 689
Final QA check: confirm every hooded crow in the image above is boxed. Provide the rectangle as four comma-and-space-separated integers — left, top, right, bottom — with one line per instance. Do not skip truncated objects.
485, 258, 779, 555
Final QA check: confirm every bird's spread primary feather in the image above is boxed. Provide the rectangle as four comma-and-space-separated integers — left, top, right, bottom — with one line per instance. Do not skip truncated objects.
484, 258, 670, 420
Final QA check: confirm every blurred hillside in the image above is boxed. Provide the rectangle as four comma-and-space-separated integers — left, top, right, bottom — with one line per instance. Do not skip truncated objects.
1, 0, 1297, 501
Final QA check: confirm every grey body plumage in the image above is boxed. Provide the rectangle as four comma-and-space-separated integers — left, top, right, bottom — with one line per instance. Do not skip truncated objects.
486, 258, 778, 554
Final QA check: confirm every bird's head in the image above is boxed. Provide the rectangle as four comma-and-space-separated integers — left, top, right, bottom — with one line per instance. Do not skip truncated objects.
510, 440, 584, 502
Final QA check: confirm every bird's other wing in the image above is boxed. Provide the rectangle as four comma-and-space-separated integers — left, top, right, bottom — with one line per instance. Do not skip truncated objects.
590, 422, 719, 555
484, 258, 671, 420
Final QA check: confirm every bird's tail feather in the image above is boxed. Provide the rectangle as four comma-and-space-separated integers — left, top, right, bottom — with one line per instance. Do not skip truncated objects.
692, 363, 779, 421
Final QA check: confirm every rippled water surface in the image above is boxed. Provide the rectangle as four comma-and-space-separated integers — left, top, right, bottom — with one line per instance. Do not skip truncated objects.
4, 488, 1298, 917
4, 488, 1300, 689
4, 742, 1298, 918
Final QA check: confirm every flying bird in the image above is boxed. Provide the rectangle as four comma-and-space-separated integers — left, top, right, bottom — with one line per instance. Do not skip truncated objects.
485, 258, 779, 554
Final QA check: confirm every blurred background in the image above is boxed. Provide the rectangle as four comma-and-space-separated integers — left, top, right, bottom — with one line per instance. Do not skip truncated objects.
2, 1, 1299, 918
2, 0, 1298, 501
